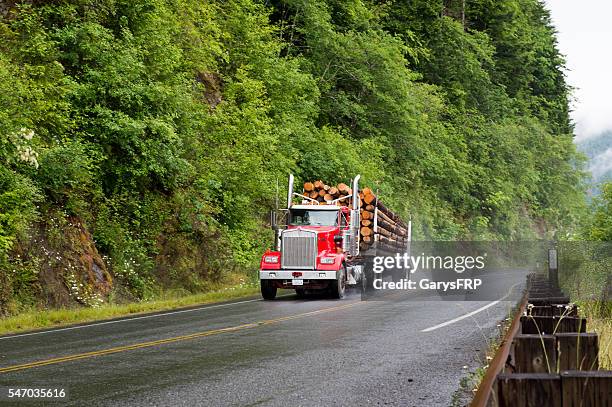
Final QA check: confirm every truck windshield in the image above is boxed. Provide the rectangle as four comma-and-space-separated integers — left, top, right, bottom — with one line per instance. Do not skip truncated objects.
289, 209, 338, 226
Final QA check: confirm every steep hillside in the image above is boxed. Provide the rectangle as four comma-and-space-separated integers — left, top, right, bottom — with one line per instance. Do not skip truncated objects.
0, 0, 587, 314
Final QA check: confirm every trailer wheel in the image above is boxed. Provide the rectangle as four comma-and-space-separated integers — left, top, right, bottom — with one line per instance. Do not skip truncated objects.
330, 268, 346, 299
260, 280, 277, 300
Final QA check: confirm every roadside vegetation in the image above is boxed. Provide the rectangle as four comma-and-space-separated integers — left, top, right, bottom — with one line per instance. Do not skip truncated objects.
0, 275, 258, 335
453, 301, 517, 406
579, 301, 612, 370
565, 182, 612, 369
0, 1, 592, 318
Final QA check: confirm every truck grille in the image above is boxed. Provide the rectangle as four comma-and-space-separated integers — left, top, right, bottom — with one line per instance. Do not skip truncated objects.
281, 229, 317, 269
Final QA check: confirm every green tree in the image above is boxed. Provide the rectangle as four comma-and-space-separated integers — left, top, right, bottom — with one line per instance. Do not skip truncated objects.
587, 183, 612, 241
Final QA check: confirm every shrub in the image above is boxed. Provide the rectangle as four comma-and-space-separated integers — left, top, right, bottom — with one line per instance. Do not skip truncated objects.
0, 165, 40, 261
35, 141, 99, 217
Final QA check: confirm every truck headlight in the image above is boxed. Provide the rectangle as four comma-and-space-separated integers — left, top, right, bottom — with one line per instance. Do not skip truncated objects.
264, 255, 279, 263
320, 257, 335, 264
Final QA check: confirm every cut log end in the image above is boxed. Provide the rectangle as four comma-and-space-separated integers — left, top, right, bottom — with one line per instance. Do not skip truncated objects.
360, 227, 373, 237
364, 193, 376, 205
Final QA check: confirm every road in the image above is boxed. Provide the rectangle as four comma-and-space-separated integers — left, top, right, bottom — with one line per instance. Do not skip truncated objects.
0, 278, 525, 407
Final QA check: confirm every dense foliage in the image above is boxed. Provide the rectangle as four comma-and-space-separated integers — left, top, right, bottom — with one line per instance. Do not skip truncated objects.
0, 0, 591, 311
585, 182, 612, 241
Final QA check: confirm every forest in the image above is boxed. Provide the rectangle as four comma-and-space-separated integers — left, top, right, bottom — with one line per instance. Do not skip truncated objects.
579, 130, 612, 190
0, 0, 602, 314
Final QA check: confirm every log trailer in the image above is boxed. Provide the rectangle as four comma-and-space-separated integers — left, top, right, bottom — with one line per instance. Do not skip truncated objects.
259, 174, 410, 300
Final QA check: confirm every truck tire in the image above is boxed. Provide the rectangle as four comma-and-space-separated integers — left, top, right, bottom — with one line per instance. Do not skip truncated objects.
361, 267, 368, 295
330, 268, 346, 299
261, 280, 277, 300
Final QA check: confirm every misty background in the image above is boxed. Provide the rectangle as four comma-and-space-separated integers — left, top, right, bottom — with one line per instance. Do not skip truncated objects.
544, 0, 612, 188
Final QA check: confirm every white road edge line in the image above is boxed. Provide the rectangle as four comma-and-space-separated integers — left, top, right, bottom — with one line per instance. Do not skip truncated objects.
0, 294, 292, 341
420, 282, 521, 333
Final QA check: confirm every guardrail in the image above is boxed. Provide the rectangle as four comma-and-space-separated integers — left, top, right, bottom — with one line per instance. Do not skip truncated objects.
471, 268, 611, 406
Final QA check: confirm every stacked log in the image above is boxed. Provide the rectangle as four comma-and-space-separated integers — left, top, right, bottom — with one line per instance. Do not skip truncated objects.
301, 180, 352, 205
300, 180, 408, 252
356, 187, 408, 252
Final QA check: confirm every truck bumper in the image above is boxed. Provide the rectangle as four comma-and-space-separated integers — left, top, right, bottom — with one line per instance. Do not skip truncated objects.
259, 270, 338, 280
260, 270, 340, 290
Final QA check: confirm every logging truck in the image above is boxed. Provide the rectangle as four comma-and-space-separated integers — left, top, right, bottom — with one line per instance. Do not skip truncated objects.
259, 175, 410, 300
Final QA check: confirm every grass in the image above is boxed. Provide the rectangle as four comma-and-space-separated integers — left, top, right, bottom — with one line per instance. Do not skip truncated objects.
0, 281, 260, 336
579, 301, 612, 370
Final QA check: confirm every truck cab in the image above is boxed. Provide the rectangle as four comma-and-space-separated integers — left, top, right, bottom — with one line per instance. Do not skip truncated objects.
259, 175, 363, 300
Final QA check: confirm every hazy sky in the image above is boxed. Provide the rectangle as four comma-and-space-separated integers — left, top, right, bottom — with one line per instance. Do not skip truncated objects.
543, 0, 612, 140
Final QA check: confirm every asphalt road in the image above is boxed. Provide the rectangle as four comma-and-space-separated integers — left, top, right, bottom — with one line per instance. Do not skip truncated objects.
0, 273, 526, 407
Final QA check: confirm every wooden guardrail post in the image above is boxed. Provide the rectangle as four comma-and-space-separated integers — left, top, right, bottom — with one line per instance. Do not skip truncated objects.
528, 297, 570, 306
555, 317, 587, 334
513, 334, 556, 373
548, 248, 559, 290
497, 373, 561, 407
527, 305, 577, 317
556, 333, 599, 371
521, 316, 586, 335
561, 371, 612, 406
528, 306, 554, 317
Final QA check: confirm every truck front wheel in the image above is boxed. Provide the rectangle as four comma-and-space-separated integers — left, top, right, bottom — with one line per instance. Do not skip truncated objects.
330, 269, 346, 299
261, 280, 277, 300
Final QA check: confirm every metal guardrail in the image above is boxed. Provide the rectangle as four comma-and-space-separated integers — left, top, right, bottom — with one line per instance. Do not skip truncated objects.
470, 291, 528, 407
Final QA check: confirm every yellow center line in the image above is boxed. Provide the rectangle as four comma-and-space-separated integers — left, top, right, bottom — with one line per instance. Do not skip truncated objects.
0, 301, 361, 374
